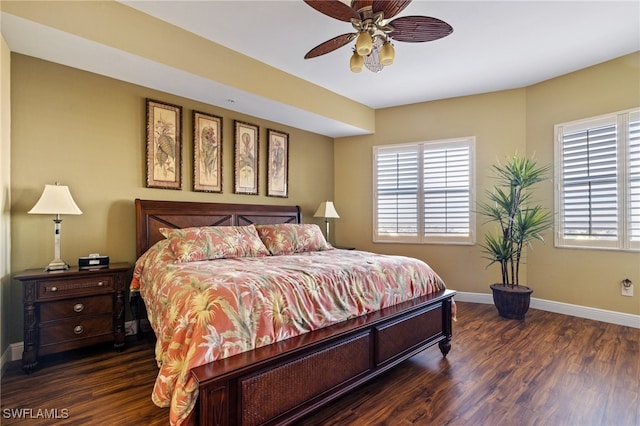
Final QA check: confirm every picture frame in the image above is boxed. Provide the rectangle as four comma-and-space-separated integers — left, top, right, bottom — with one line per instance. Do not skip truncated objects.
193, 111, 223, 193
146, 98, 182, 189
267, 129, 289, 198
234, 120, 259, 195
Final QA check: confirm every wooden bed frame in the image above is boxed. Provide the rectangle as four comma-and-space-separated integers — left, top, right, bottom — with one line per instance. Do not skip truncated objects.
133, 198, 455, 426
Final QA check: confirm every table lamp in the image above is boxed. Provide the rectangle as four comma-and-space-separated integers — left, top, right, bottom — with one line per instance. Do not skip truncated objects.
28, 182, 82, 271
313, 201, 340, 244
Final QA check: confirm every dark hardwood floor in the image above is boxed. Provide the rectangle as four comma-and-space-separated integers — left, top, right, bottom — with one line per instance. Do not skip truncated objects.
1, 302, 638, 425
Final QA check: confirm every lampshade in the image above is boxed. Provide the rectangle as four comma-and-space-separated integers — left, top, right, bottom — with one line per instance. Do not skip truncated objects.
350, 51, 364, 73
29, 183, 82, 215
314, 201, 340, 219
380, 41, 395, 66
355, 31, 373, 56
28, 183, 82, 271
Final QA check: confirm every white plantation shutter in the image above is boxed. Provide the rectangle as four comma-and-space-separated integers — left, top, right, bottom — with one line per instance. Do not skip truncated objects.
374, 138, 475, 244
628, 112, 640, 248
423, 143, 471, 236
375, 145, 420, 239
561, 118, 618, 239
555, 108, 639, 251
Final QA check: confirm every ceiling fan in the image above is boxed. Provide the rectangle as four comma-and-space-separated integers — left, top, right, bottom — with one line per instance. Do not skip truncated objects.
303, 0, 453, 73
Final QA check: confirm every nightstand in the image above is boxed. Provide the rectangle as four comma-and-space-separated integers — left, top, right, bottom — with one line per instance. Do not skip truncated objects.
14, 263, 130, 372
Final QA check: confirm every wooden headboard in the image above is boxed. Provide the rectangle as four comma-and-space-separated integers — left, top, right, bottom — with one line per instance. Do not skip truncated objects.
135, 199, 302, 258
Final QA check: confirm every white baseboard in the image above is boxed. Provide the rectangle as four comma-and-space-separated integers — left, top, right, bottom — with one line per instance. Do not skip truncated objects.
0, 342, 23, 378
454, 291, 640, 329
0, 343, 13, 377
0, 344, 8, 372
9, 342, 22, 362
454, 292, 494, 305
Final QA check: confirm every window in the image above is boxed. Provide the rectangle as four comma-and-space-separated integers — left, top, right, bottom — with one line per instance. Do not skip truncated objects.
554, 108, 640, 251
373, 137, 475, 244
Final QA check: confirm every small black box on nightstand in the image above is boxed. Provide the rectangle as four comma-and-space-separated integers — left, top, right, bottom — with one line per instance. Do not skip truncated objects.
78, 255, 110, 269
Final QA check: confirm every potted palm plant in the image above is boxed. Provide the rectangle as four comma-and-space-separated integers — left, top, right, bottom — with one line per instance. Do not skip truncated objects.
478, 153, 552, 320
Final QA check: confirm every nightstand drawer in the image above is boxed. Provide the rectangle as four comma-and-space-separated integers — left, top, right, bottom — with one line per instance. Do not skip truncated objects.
40, 295, 113, 322
39, 314, 114, 347
37, 276, 114, 300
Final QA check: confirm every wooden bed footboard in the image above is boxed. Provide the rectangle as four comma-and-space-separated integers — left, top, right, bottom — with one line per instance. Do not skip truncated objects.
191, 289, 455, 426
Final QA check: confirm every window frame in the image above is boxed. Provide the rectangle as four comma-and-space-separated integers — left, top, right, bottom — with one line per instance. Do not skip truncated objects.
372, 137, 476, 245
554, 108, 640, 252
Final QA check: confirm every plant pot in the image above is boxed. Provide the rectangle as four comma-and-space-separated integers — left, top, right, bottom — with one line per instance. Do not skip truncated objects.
490, 283, 533, 320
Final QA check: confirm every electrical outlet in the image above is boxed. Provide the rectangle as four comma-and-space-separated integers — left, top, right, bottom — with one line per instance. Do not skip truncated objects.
621, 283, 633, 297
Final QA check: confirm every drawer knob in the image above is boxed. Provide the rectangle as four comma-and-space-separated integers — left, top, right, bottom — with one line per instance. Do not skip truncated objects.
97, 281, 104, 287
50, 286, 58, 292
73, 303, 84, 313
73, 325, 84, 335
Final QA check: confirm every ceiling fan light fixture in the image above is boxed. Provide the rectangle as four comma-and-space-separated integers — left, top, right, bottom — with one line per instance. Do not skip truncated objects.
355, 31, 373, 56
303, 0, 453, 74
350, 50, 364, 73
380, 41, 395, 66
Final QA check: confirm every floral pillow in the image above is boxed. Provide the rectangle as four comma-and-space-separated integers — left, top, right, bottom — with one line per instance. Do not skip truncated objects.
255, 223, 332, 255
160, 225, 270, 263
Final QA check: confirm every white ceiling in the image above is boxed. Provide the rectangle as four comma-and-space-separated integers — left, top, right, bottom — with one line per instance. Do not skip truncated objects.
2, 1, 639, 137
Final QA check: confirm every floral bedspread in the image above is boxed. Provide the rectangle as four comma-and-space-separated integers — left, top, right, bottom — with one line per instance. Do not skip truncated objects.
131, 241, 447, 425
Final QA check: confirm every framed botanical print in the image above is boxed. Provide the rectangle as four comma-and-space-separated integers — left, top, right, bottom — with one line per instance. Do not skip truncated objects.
146, 99, 182, 189
234, 120, 259, 195
193, 111, 223, 193
267, 129, 289, 198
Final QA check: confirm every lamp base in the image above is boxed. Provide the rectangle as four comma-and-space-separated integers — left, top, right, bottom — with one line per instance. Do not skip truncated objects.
45, 259, 70, 272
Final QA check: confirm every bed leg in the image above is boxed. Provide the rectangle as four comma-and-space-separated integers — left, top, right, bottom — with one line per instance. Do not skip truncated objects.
439, 296, 453, 357
129, 292, 143, 340
438, 339, 451, 357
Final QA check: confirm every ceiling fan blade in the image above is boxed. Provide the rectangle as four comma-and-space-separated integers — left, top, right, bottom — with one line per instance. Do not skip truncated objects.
388, 16, 453, 42
351, 0, 373, 13
304, 0, 359, 22
372, 0, 411, 19
304, 33, 357, 59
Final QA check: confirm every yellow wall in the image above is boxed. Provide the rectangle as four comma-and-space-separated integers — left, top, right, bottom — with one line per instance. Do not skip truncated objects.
1, 34, 11, 358
8, 54, 335, 344
525, 53, 640, 312
334, 52, 640, 315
